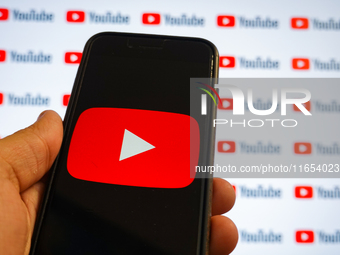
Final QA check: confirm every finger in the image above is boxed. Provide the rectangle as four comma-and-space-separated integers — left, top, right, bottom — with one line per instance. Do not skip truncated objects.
212, 178, 236, 216
209, 215, 238, 255
0, 110, 63, 192
21, 180, 46, 234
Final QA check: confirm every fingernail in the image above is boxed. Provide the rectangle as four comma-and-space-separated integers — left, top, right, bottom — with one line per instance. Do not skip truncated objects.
37, 111, 47, 121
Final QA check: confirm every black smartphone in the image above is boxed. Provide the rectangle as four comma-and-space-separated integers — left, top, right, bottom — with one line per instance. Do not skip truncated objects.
30, 32, 219, 255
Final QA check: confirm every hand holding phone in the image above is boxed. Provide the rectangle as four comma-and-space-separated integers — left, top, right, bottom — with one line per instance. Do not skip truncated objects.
0, 113, 237, 255
9, 32, 238, 255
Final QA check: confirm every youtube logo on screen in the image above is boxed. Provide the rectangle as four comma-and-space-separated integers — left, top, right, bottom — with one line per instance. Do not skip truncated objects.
294, 142, 312, 154
0, 93, 3, 105
68, 108, 199, 188
0, 8, 9, 21
295, 186, 313, 198
217, 15, 235, 27
291, 17, 309, 29
218, 98, 233, 110
66, 11, 85, 23
292, 58, 310, 70
293, 101, 311, 112
296, 230, 314, 243
219, 56, 235, 68
0, 50, 6, 62
63, 94, 70, 106
217, 141, 236, 153
65, 52, 82, 64
142, 13, 160, 25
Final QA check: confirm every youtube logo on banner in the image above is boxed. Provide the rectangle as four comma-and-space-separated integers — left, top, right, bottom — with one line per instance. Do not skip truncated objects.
296, 230, 314, 243
0, 8, 9, 21
65, 52, 82, 64
142, 13, 160, 25
63, 94, 70, 106
218, 98, 233, 110
0, 50, 6, 62
291, 17, 309, 29
292, 58, 310, 70
294, 101, 311, 112
68, 108, 199, 188
294, 142, 312, 154
0, 92, 3, 105
295, 186, 313, 198
66, 11, 85, 23
217, 141, 236, 153
219, 56, 235, 68
217, 15, 235, 27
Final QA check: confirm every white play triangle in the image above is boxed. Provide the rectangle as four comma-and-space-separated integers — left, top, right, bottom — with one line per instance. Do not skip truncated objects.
119, 129, 155, 161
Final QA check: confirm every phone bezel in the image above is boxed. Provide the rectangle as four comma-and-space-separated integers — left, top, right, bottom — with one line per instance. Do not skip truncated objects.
30, 32, 219, 255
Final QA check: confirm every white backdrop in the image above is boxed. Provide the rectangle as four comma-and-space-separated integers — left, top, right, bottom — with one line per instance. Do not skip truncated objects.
1, 0, 340, 254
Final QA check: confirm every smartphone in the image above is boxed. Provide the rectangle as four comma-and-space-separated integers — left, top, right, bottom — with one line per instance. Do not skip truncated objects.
30, 32, 219, 255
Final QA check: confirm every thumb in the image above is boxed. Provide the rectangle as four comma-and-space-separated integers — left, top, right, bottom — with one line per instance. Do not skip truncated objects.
0, 110, 63, 193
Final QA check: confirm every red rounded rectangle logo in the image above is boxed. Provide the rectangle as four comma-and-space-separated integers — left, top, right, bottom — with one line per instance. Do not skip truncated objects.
217, 141, 236, 153
293, 101, 311, 112
217, 15, 235, 27
219, 56, 235, 68
63, 94, 70, 106
66, 11, 85, 23
67, 108, 200, 188
296, 230, 314, 243
0, 50, 6, 62
218, 98, 233, 110
292, 58, 310, 70
0, 8, 9, 21
142, 13, 161, 25
65, 52, 82, 64
291, 18, 309, 29
295, 186, 313, 198
294, 142, 312, 154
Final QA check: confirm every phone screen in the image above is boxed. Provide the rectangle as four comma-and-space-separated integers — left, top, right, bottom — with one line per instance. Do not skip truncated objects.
32, 34, 217, 255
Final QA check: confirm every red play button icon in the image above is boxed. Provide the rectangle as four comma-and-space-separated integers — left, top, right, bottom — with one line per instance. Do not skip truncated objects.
292, 58, 310, 70
0, 9, 9, 21
294, 142, 312, 154
65, 52, 82, 64
217, 15, 235, 27
66, 11, 85, 23
296, 230, 314, 243
67, 108, 200, 188
219, 56, 235, 68
291, 18, 309, 29
295, 186, 313, 198
142, 13, 161, 25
